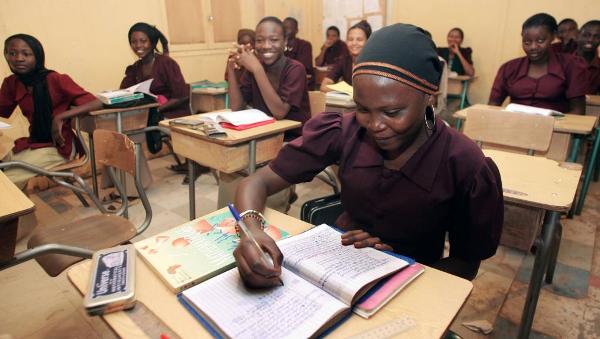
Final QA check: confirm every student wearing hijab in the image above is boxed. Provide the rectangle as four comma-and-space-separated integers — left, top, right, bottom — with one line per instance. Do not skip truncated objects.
224, 29, 256, 83
320, 20, 371, 92
121, 22, 189, 119
551, 18, 579, 54
574, 20, 600, 94
315, 26, 349, 67
1, 34, 102, 189
437, 27, 475, 76
232, 24, 504, 287
489, 13, 588, 114
283, 17, 314, 87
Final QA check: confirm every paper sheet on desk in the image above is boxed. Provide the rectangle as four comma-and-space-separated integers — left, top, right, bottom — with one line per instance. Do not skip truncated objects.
0, 121, 11, 129
326, 81, 353, 97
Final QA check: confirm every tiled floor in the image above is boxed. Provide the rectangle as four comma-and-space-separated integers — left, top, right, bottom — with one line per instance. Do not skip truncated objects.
1, 155, 599, 338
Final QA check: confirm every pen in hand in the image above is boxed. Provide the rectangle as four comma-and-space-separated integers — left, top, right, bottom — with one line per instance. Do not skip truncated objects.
228, 203, 284, 286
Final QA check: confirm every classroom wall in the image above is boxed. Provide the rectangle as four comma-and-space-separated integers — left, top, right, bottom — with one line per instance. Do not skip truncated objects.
388, 0, 599, 105
0, 0, 321, 95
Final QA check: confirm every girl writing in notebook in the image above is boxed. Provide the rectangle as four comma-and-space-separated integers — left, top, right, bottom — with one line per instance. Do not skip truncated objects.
233, 24, 504, 287
489, 13, 588, 114
320, 20, 371, 92
1, 34, 102, 189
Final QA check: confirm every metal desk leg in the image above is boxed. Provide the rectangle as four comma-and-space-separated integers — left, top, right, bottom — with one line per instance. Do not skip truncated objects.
545, 222, 562, 284
116, 112, 128, 218
576, 126, 600, 214
517, 211, 560, 339
455, 119, 463, 130
89, 135, 98, 197
459, 80, 469, 110
248, 140, 257, 174
568, 136, 582, 163
189, 159, 196, 220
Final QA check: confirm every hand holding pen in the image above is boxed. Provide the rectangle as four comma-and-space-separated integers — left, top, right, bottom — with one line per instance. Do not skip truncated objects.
229, 204, 284, 288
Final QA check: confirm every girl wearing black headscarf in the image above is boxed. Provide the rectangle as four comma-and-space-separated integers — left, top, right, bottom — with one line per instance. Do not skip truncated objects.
1, 34, 102, 188
232, 24, 504, 286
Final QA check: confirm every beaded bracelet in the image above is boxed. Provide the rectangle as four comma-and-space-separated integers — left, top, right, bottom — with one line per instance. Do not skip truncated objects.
235, 210, 266, 236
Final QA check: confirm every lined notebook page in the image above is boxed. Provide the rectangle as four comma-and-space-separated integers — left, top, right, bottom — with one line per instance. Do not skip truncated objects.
278, 224, 408, 305
182, 267, 347, 339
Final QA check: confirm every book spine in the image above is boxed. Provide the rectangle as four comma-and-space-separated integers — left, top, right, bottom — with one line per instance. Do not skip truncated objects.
103, 93, 144, 104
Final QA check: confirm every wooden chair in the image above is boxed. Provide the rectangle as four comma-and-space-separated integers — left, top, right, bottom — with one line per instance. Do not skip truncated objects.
0, 130, 152, 276
463, 107, 556, 252
308, 91, 339, 194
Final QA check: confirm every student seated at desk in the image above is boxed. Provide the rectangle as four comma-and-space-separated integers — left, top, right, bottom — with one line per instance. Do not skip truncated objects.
314, 25, 349, 67
224, 29, 255, 83
436, 27, 475, 76
320, 20, 371, 92
233, 24, 504, 287
574, 20, 600, 94
0, 34, 102, 189
283, 17, 314, 88
551, 18, 579, 54
489, 13, 588, 115
228, 16, 310, 140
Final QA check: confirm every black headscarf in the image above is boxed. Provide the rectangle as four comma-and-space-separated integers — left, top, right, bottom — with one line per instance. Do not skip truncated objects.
353, 24, 442, 95
128, 22, 169, 54
5, 34, 54, 143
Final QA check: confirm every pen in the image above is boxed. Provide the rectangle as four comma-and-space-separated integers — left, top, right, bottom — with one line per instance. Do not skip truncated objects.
228, 203, 284, 286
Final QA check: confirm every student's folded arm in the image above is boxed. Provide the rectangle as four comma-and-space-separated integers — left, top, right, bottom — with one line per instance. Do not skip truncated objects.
252, 67, 291, 119
0, 79, 17, 118
488, 67, 508, 106
227, 64, 246, 111
320, 77, 335, 92
456, 49, 475, 76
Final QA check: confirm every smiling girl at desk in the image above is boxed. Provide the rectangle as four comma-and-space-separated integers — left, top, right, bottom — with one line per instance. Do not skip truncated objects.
489, 13, 588, 114
437, 28, 475, 77
227, 16, 310, 140
0, 34, 102, 189
233, 24, 504, 287
320, 20, 371, 92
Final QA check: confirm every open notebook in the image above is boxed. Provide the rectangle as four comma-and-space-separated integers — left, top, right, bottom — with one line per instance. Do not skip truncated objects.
97, 79, 156, 105
505, 103, 564, 117
197, 109, 275, 130
179, 224, 411, 338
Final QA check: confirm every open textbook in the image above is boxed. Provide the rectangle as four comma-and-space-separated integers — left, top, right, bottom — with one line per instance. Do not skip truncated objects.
179, 224, 411, 338
97, 79, 156, 105
135, 209, 289, 292
326, 81, 355, 106
505, 103, 564, 117
196, 109, 275, 130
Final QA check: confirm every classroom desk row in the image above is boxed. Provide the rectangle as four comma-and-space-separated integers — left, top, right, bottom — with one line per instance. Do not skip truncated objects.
0, 171, 35, 263
63, 147, 581, 339
453, 102, 599, 215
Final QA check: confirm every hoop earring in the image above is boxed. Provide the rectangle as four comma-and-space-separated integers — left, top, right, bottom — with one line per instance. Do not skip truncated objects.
424, 105, 436, 132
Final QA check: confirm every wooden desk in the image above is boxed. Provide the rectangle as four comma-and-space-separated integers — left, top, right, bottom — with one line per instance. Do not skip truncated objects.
160, 116, 301, 219
483, 149, 581, 339
190, 87, 227, 114
454, 104, 597, 161
0, 171, 35, 262
68, 208, 472, 339
325, 98, 356, 114
82, 103, 159, 198
447, 75, 476, 110
575, 95, 600, 214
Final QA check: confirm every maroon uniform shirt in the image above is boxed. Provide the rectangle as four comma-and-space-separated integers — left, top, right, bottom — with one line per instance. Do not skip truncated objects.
326, 54, 353, 85
489, 51, 588, 113
239, 58, 310, 139
319, 40, 350, 66
285, 38, 314, 85
270, 111, 504, 264
0, 72, 96, 159
585, 55, 600, 95
121, 54, 190, 119
551, 40, 578, 54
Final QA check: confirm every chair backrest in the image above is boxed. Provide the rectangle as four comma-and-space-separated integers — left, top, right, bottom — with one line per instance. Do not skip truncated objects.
463, 108, 555, 154
308, 91, 326, 118
300, 193, 344, 226
94, 129, 137, 176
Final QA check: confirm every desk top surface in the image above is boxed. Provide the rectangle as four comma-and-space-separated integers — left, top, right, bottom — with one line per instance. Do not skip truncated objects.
0, 171, 34, 222
160, 116, 301, 146
191, 87, 227, 95
89, 103, 159, 116
484, 149, 581, 211
68, 208, 472, 339
454, 104, 597, 134
587, 95, 600, 107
